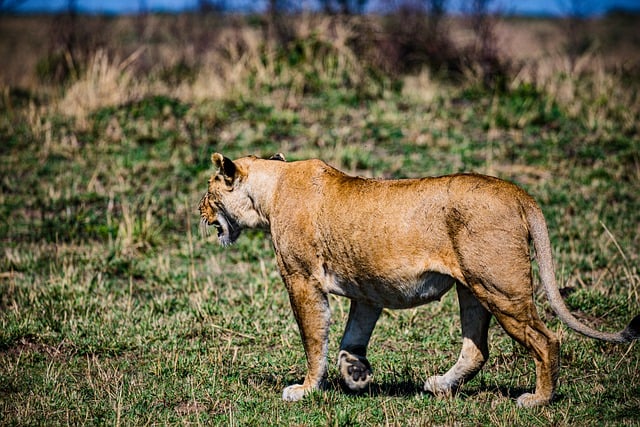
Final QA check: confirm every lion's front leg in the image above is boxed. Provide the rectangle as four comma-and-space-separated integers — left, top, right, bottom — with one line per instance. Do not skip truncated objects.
338, 301, 382, 393
281, 274, 331, 402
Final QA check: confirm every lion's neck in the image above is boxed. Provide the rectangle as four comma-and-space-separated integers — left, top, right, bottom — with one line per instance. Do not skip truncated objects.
240, 163, 282, 229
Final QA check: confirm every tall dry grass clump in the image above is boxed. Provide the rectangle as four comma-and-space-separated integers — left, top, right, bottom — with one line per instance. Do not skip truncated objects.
513, 51, 639, 134
184, 14, 382, 104
57, 48, 154, 124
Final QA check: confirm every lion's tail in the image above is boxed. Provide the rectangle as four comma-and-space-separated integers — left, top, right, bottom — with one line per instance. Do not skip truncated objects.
524, 200, 640, 343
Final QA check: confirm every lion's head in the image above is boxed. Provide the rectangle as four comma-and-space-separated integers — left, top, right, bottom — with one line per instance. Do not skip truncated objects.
199, 152, 285, 246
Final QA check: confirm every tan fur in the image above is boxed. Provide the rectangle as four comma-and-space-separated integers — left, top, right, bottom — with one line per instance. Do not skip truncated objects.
199, 153, 639, 407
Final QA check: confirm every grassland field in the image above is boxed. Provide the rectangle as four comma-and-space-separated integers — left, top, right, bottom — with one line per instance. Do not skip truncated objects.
1, 12, 639, 426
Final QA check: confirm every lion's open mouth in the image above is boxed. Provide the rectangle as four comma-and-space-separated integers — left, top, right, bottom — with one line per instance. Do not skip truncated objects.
211, 213, 241, 246
198, 194, 241, 245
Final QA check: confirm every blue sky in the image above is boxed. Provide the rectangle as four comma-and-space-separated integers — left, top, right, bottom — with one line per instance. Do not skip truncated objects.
10, 0, 640, 16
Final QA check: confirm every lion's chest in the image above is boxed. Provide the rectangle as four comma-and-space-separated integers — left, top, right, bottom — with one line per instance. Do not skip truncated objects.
323, 270, 455, 309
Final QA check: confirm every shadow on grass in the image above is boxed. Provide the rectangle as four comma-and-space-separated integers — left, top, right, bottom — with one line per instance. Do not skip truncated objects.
355, 380, 423, 397
331, 377, 535, 403
365, 383, 532, 402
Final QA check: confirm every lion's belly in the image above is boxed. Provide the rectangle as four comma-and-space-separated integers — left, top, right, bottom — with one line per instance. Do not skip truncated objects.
323, 271, 455, 309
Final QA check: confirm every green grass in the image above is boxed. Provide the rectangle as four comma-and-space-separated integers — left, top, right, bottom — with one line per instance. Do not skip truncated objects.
2, 56, 640, 425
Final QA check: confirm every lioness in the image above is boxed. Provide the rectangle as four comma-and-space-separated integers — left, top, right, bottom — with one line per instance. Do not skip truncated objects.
199, 152, 639, 407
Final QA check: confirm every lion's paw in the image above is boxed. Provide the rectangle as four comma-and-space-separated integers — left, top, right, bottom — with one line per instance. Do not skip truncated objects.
516, 392, 551, 408
282, 384, 312, 402
338, 350, 373, 392
424, 375, 454, 397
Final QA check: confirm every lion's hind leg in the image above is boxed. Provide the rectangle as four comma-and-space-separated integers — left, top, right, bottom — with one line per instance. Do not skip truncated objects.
495, 308, 559, 407
425, 284, 491, 397
471, 280, 560, 407
338, 301, 382, 393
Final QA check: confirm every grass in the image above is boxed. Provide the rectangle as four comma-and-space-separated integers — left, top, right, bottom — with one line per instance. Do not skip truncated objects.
1, 12, 640, 426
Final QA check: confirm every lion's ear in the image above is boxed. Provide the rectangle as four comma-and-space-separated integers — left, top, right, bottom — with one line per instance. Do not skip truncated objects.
270, 153, 286, 162
211, 153, 237, 184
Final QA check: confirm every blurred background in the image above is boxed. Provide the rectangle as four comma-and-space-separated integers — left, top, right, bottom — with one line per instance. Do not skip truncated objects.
2, 0, 640, 95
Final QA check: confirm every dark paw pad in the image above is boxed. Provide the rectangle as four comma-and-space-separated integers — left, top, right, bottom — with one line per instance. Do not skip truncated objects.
338, 350, 373, 392
346, 358, 371, 381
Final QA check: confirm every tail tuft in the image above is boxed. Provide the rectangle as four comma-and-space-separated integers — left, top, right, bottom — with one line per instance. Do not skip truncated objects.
621, 314, 640, 342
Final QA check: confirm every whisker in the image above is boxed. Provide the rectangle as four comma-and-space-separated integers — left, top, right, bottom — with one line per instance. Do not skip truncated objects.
199, 218, 210, 238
